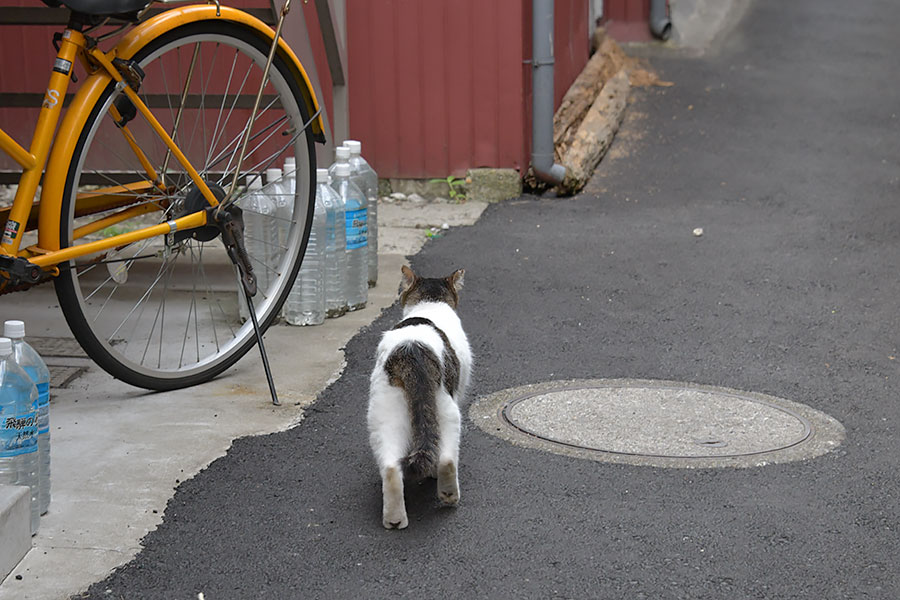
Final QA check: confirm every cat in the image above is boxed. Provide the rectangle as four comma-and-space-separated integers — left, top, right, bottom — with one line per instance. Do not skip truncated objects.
367, 265, 473, 529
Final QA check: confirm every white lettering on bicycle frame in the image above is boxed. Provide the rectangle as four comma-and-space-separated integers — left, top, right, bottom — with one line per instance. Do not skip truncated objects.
43, 89, 60, 109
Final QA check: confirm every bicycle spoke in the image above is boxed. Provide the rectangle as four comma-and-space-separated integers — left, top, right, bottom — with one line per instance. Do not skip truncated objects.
206, 42, 236, 171
60, 25, 313, 385
213, 97, 282, 179
207, 48, 255, 172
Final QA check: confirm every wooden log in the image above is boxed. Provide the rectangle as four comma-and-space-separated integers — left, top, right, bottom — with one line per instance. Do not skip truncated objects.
553, 33, 627, 161
557, 69, 630, 196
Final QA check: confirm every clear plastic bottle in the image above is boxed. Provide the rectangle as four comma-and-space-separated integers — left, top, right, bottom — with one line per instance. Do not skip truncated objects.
321, 170, 348, 318
266, 166, 291, 267
240, 176, 278, 320
284, 170, 326, 325
283, 156, 297, 194
332, 162, 368, 311
327, 145, 351, 182
345, 140, 379, 288
0, 336, 39, 535
5, 320, 50, 516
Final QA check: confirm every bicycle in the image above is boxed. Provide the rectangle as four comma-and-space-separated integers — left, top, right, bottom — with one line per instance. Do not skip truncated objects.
0, 0, 325, 391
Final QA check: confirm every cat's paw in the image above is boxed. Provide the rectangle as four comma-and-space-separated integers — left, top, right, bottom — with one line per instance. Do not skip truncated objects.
438, 487, 460, 506
382, 511, 408, 530
437, 461, 460, 506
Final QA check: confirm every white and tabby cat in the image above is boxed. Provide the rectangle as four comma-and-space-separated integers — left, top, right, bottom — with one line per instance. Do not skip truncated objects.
367, 266, 473, 529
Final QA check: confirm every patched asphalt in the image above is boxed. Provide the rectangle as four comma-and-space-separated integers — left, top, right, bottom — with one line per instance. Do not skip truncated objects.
76, 0, 900, 598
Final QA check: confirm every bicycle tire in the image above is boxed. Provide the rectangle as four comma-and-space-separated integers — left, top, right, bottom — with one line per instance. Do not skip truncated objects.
54, 20, 316, 390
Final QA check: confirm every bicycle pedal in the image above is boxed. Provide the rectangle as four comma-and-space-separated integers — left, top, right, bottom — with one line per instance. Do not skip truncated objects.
0, 256, 43, 285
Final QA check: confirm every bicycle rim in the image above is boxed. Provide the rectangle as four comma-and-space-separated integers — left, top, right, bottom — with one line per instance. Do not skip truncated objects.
55, 22, 315, 390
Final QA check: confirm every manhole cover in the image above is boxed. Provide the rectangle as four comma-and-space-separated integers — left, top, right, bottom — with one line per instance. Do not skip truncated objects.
470, 379, 845, 468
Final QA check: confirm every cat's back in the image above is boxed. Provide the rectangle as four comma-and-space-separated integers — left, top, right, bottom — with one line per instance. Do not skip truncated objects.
405, 302, 470, 360
374, 302, 471, 371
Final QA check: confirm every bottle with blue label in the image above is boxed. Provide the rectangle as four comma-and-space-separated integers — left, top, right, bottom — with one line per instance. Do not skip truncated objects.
5, 320, 50, 517
0, 336, 39, 534
332, 162, 368, 311
344, 140, 379, 288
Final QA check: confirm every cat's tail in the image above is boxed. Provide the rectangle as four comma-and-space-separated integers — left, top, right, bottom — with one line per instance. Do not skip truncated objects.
384, 341, 441, 480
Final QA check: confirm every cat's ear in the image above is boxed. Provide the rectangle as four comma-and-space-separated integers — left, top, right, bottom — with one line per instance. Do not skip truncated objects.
448, 269, 465, 291
400, 265, 417, 292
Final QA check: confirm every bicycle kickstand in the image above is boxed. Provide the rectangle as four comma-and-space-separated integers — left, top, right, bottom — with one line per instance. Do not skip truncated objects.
214, 205, 280, 406
241, 279, 280, 407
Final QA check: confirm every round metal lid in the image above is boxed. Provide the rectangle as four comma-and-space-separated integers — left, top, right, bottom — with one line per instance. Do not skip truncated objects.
470, 379, 845, 468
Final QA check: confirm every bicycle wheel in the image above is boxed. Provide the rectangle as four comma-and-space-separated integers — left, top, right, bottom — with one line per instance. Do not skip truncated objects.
54, 21, 316, 390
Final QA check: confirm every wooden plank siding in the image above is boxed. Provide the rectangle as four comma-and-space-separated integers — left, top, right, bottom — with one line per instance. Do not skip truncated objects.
347, 0, 588, 179
602, 0, 653, 42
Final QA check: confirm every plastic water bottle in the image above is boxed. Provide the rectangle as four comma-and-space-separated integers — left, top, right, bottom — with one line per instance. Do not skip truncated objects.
0, 336, 39, 535
327, 145, 351, 182
332, 162, 368, 311
266, 166, 291, 266
321, 170, 348, 318
5, 320, 50, 516
345, 140, 378, 288
283, 157, 297, 195
284, 170, 326, 325
243, 176, 278, 295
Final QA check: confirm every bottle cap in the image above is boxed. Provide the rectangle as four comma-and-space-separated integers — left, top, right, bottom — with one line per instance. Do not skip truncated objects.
3, 320, 24, 339
335, 146, 350, 161
316, 168, 329, 184
284, 156, 296, 175
266, 168, 282, 184
335, 163, 351, 178
0, 337, 11, 356
248, 176, 263, 190
345, 140, 362, 156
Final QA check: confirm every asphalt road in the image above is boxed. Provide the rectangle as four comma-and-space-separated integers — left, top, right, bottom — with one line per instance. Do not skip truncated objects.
79, 1, 900, 598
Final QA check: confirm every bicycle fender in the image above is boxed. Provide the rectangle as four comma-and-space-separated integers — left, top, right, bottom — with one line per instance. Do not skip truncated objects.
118, 6, 324, 142
40, 71, 113, 251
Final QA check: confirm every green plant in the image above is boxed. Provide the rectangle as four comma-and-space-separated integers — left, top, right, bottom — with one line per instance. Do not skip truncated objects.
429, 175, 466, 202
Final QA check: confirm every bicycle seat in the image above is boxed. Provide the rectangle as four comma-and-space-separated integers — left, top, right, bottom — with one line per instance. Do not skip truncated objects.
43, 0, 151, 18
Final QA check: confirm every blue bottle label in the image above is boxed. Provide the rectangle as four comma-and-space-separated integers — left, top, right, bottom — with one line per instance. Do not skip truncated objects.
346, 209, 368, 250
0, 409, 38, 457
37, 382, 49, 435
36, 382, 49, 408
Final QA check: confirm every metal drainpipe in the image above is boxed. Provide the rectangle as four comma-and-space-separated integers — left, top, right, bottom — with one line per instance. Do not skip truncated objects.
531, 0, 566, 185
649, 0, 672, 41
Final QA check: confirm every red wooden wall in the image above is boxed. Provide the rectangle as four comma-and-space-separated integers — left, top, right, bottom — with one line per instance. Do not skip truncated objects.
347, 0, 589, 179
602, 0, 652, 42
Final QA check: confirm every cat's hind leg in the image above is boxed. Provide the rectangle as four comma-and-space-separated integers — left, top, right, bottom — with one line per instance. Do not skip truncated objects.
369, 383, 411, 529
436, 391, 461, 506
381, 464, 408, 529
